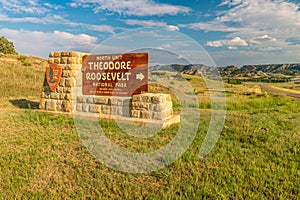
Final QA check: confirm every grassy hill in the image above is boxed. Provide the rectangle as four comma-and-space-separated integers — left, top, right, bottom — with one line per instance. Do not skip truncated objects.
0, 55, 299, 199
0, 54, 47, 99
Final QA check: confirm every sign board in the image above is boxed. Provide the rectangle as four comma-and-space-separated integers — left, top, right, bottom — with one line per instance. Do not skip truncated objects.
46, 63, 62, 92
82, 53, 148, 96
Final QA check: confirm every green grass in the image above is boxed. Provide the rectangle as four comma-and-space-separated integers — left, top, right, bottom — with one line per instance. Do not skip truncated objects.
0, 57, 299, 199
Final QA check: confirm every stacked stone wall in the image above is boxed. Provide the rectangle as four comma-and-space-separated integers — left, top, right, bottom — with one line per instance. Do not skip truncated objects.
39, 51, 88, 112
131, 93, 173, 120
39, 51, 178, 124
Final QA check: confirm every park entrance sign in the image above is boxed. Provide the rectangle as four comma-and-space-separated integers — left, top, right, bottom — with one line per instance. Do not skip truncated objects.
82, 53, 148, 96
39, 51, 179, 128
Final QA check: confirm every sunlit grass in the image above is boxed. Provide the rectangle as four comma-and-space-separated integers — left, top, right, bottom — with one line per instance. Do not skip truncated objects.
0, 55, 299, 199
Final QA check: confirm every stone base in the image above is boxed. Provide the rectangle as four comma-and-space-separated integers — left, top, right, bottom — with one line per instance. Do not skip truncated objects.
73, 112, 180, 128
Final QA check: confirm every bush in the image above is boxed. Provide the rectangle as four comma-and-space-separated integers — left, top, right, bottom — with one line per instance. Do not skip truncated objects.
227, 78, 242, 84
18, 55, 32, 66
0, 36, 17, 54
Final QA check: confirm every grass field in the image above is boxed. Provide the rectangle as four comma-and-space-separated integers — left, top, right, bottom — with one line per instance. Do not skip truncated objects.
0, 55, 299, 199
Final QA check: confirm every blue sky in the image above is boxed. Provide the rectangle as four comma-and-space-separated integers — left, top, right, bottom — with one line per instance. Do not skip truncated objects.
0, 0, 299, 66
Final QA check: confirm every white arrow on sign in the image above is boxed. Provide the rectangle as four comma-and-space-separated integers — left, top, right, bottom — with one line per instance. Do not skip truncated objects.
136, 73, 145, 81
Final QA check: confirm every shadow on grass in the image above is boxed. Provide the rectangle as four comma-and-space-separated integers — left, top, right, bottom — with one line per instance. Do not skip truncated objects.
9, 99, 39, 109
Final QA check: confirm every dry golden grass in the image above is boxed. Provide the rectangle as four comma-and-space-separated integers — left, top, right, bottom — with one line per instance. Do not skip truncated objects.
0, 54, 47, 112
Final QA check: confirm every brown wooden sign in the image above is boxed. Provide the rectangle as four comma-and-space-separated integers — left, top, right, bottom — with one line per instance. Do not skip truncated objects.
82, 53, 148, 96
46, 63, 62, 92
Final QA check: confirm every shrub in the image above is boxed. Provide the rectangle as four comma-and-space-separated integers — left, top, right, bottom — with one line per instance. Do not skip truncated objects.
0, 36, 17, 54
18, 55, 32, 66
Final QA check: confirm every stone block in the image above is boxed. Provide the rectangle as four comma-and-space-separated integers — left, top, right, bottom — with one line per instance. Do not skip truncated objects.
63, 87, 72, 93
140, 103, 150, 111
117, 98, 131, 106
152, 95, 166, 104
102, 105, 111, 115
131, 102, 140, 110
59, 94, 65, 100
152, 112, 167, 120
61, 57, 68, 64
59, 78, 65, 87
87, 97, 94, 104
65, 77, 75, 87
56, 101, 63, 112
54, 52, 61, 57
149, 104, 155, 112
50, 93, 59, 99
49, 52, 55, 57
76, 77, 82, 87
61, 52, 69, 57
90, 105, 102, 113
94, 97, 109, 105
111, 106, 119, 115
62, 70, 71, 77
121, 105, 131, 117
54, 58, 61, 64
48, 58, 55, 64
141, 111, 150, 119
141, 95, 152, 103
64, 64, 82, 70
68, 57, 80, 64
154, 103, 165, 112
76, 104, 83, 112
56, 87, 64, 93
44, 93, 50, 99
65, 94, 73, 100
83, 104, 90, 112
69, 52, 80, 57
62, 100, 72, 112
132, 95, 141, 102
71, 70, 80, 77
152, 109, 173, 120
110, 98, 118, 105
40, 92, 45, 99
131, 110, 140, 118
77, 97, 86, 103
39, 99, 46, 110
46, 100, 56, 111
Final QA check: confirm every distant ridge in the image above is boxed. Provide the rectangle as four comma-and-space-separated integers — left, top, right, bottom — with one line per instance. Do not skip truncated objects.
241, 63, 300, 75
151, 63, 300, 78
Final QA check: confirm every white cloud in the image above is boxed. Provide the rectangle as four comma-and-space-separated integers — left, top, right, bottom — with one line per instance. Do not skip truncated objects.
183, 0, 300, 64
89, 25, 116, 34
0, 13, 44, 23
0, 0, 49, 15
255, 35, 276, 41
206, 37, 248, 48
167, 25, 180, 31
0, 28, 98, 57
228, 46, 238, 50
70, 0, 191, 16
44, 3, 63, 10
53, 31, 97, 45
185, 0, 300, 37
249, 34, 278, 46
0, 13, 115, 34
218, 0, 243, 7
124, 19, 167, 27
124, 19, 179, 31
